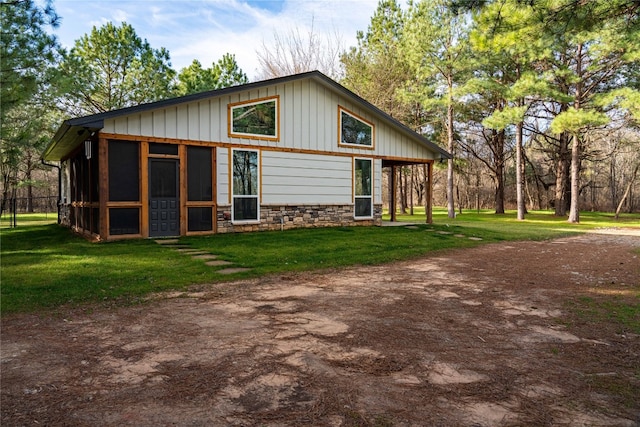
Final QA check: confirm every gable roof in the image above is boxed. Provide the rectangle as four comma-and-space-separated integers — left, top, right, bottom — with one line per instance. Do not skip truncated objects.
44, 70, 452, 161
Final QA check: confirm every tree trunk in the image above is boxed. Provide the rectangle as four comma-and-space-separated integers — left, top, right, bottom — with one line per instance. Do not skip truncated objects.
615, 163, 639, 219
568, 42, 584, 224
476, 170, 481, 213
493, 130, 506, 214
495, 171, 505, 214
516, 121, 525, 220
568, 133, 581, 223
26, 153, 34, 213
446, 76, 455, 219
554, 132, 570, 216
609, 155, 618, 211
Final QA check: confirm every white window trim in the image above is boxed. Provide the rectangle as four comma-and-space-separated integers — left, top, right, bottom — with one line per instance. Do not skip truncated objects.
231, 148, 260, 224
353, 157, 373, 219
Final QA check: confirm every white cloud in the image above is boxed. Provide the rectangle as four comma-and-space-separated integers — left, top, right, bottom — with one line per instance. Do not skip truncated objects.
112, 9, 130, 23
53, 0, 380, 79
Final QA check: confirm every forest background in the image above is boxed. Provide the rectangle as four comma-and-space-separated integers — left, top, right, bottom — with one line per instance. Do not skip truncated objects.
2, 0, 639, 223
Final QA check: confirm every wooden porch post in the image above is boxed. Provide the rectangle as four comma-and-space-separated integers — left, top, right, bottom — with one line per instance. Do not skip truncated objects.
426, 161, 433, 224
140, 141, 149, 238
98, 136, 109, 239
390, 165, 397, 222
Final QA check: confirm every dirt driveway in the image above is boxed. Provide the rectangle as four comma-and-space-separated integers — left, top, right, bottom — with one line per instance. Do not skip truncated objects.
2, 231, 639, 426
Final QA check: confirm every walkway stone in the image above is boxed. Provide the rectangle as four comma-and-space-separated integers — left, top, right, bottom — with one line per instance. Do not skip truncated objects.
468, 237, 483, 241
155, 239, 179, 245
205, 260, 233, 267
216, 268, 251, 275
193, 254, 218, 260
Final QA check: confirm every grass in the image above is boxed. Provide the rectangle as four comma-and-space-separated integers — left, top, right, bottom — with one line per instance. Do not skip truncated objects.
568, 295, 640, 335
386, 207, 640, 237
1, 209, 638, 314
1, 212, 57, 228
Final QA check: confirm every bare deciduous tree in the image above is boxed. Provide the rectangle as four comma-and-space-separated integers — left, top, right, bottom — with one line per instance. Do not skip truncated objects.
256, 18, 344, 80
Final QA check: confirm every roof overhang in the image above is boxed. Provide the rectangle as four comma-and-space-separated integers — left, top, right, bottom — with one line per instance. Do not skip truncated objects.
43, 121, 101, 161
43, 71, 453, 162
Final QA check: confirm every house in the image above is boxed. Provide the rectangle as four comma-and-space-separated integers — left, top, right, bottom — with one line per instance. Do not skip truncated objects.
43, 71, 451, 240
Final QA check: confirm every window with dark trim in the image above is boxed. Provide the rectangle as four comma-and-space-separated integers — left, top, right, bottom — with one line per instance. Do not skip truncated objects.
232, 149, 259, 222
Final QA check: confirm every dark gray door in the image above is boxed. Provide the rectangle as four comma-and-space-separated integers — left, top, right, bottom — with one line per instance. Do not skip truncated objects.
149, 159, 179, 237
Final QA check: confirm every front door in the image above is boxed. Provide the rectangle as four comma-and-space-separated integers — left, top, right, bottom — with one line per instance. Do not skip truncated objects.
149, 159, 179, 237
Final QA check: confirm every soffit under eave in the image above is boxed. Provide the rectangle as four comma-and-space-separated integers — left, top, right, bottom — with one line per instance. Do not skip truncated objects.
43, 125, 96, 162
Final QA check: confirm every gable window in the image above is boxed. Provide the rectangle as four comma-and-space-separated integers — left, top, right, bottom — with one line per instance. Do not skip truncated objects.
354, 158, 373, 218
229, 96, 279, 140
232, 149, 259, 222
339, 107, 374, 148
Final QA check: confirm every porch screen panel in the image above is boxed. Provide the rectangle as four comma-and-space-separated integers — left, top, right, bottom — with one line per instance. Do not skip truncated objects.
109, 208, 140, 235
188, 207, 213, 231
108, 140, 139, 201
90, 140, 99, 202
187, 146, 212, 201
149, 142, 178, 155
150, 160, 177, 198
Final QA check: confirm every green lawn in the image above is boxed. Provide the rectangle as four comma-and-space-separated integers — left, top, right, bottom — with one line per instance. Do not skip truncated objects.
0, 212, 58, 228
1, 209, 638, 314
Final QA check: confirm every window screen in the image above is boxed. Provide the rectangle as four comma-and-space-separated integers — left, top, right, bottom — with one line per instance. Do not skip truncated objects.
187, 146, 212, 201
109, 208, 140, 235
90, 141, 99, 202
149, 143, 178, 155
188, 207, 213, 231
149, 160, 177, 198
108, 140, 139, 201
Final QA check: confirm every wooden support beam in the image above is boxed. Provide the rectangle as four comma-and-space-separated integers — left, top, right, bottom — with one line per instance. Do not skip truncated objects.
179, 144, 187, 236
140, 141, 149, 238
390, 165, 397, 222
98, 137, 109, 239
426, 161, 433, 224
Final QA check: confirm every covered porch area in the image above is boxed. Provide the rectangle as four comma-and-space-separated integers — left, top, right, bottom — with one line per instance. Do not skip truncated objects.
382, 159, 435, 225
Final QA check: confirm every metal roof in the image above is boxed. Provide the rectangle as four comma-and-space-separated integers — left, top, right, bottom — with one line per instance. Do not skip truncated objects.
43, 70, 452, 161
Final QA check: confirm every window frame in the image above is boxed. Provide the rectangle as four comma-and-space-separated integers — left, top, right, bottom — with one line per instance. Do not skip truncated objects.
228, 96, 280, 141
353, 157, 373, 219
338, 106, 375, 149
231, 148, 260, 223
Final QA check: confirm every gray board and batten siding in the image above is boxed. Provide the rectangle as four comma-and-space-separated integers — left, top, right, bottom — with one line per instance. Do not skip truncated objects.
44, 71, 451, 240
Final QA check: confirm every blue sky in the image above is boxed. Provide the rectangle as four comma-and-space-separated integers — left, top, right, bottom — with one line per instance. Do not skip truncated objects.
50, 0, 380, 80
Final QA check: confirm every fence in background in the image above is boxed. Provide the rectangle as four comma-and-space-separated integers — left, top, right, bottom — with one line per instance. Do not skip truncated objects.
1, 196, 58, 228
